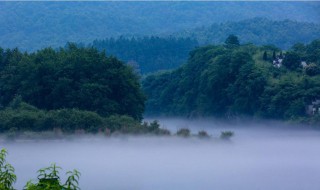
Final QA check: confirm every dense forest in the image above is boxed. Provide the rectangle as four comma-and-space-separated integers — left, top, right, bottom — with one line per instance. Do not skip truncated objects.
91, 36, 198, 74
1, 2, 319, 51
178, 18, 320, 49
143, 36, 320, 124
0, 44, 145, 120
89, 18, 320, 74
0, 45, 175, 134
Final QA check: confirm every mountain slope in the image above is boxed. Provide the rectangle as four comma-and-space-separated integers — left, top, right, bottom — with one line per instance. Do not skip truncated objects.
179, 18, 320, 49
1, 2, 319, 51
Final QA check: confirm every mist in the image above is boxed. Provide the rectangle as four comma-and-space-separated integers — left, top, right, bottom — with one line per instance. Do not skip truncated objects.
1, 118, 320, 190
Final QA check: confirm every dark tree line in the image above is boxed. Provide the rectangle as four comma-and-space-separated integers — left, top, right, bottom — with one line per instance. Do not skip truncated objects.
0, 44, 145, 120
91, 36, 198, 74
178, 18, 320, 49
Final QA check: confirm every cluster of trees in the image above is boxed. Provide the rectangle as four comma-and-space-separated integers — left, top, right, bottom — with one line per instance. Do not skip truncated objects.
0, 44, 145, 120
0, 44, 167, 134
0, 98, 169, 136
91, 36, 198, 74
262, 39, 320, 73
143, 36, 320, 123
179, 18, 320, 49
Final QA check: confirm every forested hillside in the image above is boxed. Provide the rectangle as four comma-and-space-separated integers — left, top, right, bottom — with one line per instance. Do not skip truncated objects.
90, 19, 320, 74
0, 44, 145, 120
1, 2, 319, 51
0, 44, 183, 134
91, 37, 198, 74
179, 18, 320, 49
143, 36, 320, 124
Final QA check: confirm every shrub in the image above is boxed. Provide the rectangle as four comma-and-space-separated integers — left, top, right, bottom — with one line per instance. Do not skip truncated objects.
305, 63, 320, 76
197, 130, 210, 138
148, 120, 160, 132
105, 115, 140, 133
0, 149, 81, 190
176, 128, 190, 137
47, 109, 105, 133
0, 149, 16, 190
220, 131, 234, 140
156, 128, 171, 136
25, 164, 81, 190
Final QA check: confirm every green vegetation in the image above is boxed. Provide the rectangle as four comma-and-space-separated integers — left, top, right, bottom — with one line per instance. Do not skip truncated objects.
0, 44, 184, 136
25, 164, 80, 190
143, 36, 320, 124
0, 99, 171, 136
92, 36, 198, 74
0, 148, 81, 190
220, 131, 234, 140
1, 2, 319, 51
176, 128, 191, 137
179, 18, 320, 49
0, 44, 145, 120
0, 149, 16, 190
197, 130, 210, 138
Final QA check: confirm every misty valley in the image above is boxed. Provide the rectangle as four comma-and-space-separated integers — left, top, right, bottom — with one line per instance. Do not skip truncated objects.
1, 1, 320, 190
2, 120, 320, 190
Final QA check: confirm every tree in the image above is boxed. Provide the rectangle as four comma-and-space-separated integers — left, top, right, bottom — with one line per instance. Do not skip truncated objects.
273, 50, 276, 60
305, 63, 320, 76
0, 45, 146, 120
263, 51, 268, 61
282, 51, 301, 70
225, 34, 240, 46
279, 51, 283, 59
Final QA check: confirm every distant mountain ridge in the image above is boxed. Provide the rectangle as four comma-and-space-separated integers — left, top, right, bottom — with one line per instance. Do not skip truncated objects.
0, 1, 319, 51
178, 18, 320, 49
88, 18, 320, 74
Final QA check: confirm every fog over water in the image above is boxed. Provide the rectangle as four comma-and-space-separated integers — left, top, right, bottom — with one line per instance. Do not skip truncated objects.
2, 118, 320, 190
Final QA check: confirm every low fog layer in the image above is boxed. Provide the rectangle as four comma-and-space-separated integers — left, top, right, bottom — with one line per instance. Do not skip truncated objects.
2, 119, 320, 190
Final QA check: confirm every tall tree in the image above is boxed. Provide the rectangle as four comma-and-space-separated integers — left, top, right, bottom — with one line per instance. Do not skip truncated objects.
225, 34, 240, 46
263, 51, 268, 61
282, 51, 301, 70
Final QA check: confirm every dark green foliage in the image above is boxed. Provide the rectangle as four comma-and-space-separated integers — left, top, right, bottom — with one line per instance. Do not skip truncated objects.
305, 39, 320, 64
225, 35, 240, 46
197, 130, 210, 138
305, 63, 320, 76
1, 149, 81, 190
259, 75, 320, 119
227, 62, 267, 115
0, 44, 145, 120
273, 50, 276, 60
279, 51, 284, 59
220, 131, 234, 140
263, 51, 268, 61
0, 101, 105, 133
143, 39, 320, 123
282, 51, 301, 70
92, 36, 198, 74
25, 164, 81, 190
107, 118, 169, 135
143, 40, 267, 117
0, 100, 169, 135
176, 128, 190, 137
